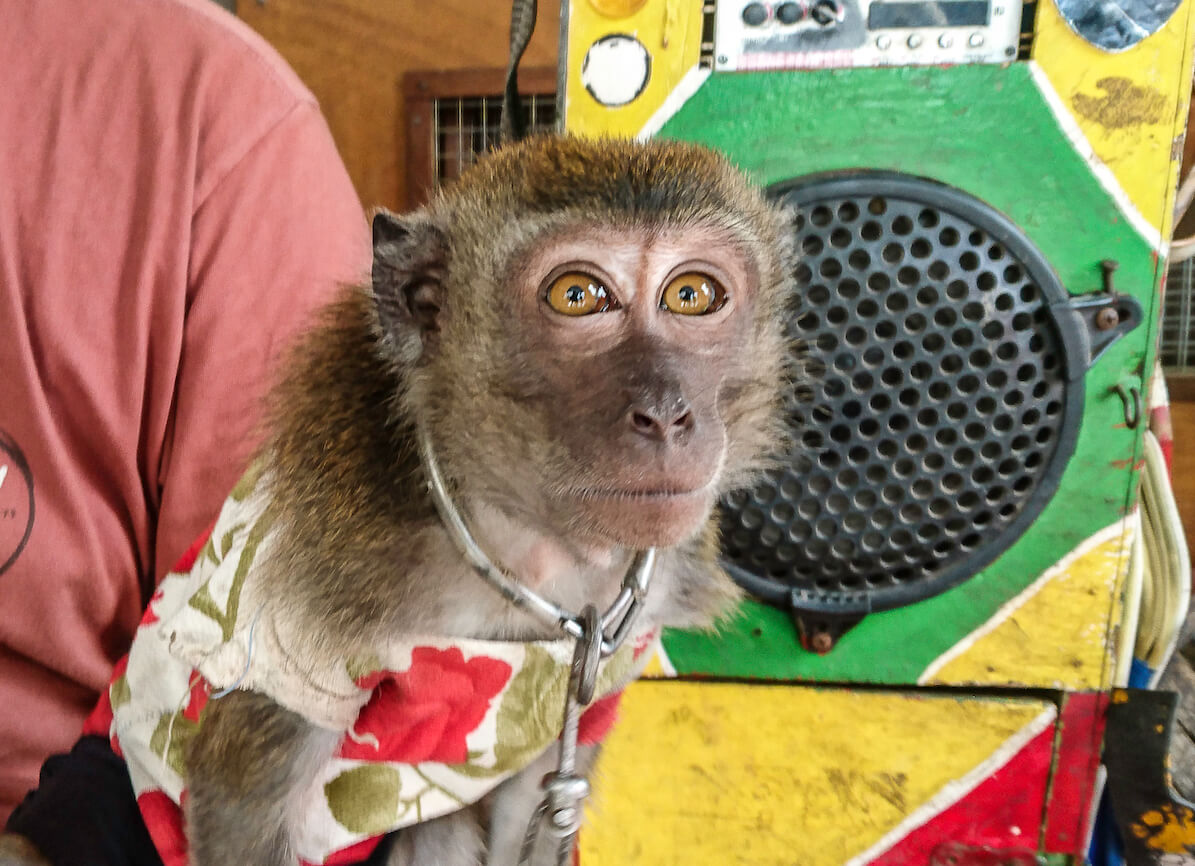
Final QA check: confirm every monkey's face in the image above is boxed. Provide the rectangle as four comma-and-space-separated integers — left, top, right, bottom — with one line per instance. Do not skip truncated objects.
450, 221, 782, 551
372, 137, 793, 557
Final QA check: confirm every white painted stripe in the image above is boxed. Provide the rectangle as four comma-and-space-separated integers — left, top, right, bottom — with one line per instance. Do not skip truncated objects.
1026, 61, 1163, 251
650, 643, 678, 677
843, 705, 1058, 866
637, 66, 712, 140
918, 513, 1137, 685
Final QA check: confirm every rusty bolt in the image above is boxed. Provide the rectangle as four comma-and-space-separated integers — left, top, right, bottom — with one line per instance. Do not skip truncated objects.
811, 631, 835, 653
1095, 306, 1120, 331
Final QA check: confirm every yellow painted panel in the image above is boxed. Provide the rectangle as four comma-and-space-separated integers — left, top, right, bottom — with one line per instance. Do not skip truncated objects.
580, 681, 1052, 866
565, 0, 704, 136
1032, 0, 1195, 241
921, 521, 1133, 689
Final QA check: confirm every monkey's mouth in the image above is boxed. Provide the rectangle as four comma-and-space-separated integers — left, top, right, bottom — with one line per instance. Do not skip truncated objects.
562, 483, 716, 548
569, 483, 711, 503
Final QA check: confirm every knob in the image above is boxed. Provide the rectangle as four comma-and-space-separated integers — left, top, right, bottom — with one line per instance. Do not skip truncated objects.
742, 2, 769, 25
875, 33, 892, 48
811, 0, 841, 25
938, 33, 953, 47
907, 32, 923, 47
968, 32, 985, 46
776, 1, 805, 22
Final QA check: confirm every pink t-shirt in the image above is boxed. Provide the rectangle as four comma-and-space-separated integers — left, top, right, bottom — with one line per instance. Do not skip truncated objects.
0, 0, 370, 820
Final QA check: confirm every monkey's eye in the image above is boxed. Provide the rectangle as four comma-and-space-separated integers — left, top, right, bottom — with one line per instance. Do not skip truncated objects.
545, 272, 615, 316
660, 272, 727, 316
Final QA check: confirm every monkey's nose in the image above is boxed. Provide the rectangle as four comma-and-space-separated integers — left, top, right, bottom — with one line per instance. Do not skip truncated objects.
627, 401, 695, 442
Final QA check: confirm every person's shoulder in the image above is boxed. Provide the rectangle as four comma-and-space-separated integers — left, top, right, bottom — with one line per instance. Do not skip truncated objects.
127, 0, 316, 107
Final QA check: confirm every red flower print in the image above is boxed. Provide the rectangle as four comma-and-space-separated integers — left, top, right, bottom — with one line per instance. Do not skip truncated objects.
172, 522, 216, 575
632, 629, 659, 661
140, 587, 165, 627
182, 672, 211, 723
577, 692, 623, 746
341, 647, 512, 763
137, 790, 187, 866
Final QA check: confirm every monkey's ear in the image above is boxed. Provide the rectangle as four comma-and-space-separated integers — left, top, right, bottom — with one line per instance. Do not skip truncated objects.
371, 210, 447, 351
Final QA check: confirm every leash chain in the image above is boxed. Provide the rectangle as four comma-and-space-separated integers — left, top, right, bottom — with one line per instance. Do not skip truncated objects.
518, 604, 608, 866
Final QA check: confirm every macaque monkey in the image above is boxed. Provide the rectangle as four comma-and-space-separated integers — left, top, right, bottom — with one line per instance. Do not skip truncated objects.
3, 135, 796, 866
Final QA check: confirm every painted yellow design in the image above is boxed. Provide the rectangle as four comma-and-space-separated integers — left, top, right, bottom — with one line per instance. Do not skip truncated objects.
1132, 804, 1195, 853
587, 0, 649, 16
639, 648, 669, 676
921, 522, 1132, 690
1032, 0, 1195, 242
579, 681, 1052, 866
564, 0, 704, 136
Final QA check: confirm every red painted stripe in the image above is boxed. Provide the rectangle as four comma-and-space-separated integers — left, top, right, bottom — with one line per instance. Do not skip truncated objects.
1043, 691, 1108, 855
868, 726, 1055, 865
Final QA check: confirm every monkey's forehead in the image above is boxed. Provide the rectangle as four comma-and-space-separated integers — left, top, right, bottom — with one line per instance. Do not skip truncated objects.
434, 135, 782, 231
443, 208, 788, 288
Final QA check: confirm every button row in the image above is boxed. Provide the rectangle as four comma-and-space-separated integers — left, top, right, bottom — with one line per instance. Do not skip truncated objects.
742, 1, 842, 25
874, 31, 986, 48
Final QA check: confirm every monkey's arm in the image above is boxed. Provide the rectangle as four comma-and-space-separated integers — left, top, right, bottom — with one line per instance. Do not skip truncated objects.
185, 690, 340, 866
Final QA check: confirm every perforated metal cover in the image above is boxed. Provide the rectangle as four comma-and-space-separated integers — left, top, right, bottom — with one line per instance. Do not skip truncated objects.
720, 172, 1084, 616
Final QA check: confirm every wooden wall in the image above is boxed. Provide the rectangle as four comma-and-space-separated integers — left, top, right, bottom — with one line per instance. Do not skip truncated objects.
1170, 402, 1195, 560
237, 0, 561, 210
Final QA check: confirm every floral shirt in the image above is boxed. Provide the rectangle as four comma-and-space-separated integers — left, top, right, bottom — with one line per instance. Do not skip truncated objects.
84, 470, 657, 866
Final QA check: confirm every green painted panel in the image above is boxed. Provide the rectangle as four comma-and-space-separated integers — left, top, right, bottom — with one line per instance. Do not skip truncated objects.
656, 64, 1155, 684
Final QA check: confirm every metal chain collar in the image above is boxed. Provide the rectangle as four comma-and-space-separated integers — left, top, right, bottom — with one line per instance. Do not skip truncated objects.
417, 429, 656, 866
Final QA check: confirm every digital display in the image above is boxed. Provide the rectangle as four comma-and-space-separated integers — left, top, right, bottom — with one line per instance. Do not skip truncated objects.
868, 0, 990, 27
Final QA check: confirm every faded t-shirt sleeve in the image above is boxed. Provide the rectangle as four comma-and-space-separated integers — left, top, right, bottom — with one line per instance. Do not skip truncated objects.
154, 102, 370, 583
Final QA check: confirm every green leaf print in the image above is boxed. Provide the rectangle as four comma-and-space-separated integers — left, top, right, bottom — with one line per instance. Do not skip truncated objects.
109, 674, 131, 711
325, 765, 402, 835
219, 523, 244, 559
345, 653, 383, 684
490, 646, 570, 774
229, 461, 266, 502
149, 712, 200, 778
186, 503, 279, 642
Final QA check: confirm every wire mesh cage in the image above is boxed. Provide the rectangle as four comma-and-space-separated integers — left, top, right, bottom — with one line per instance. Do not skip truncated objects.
1162, 258, 1195, 373
431, 93, 558, 190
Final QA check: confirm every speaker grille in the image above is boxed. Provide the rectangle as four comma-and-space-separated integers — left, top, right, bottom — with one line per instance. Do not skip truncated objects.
721, 172, 1082, 615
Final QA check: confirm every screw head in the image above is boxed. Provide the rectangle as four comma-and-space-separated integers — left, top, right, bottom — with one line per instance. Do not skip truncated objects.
1095, 306, 1120, 331
811, 631, 835, 653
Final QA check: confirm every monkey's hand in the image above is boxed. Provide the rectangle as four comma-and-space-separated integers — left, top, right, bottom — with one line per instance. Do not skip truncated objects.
0, 833, 51, 866
184, 689, 341, 866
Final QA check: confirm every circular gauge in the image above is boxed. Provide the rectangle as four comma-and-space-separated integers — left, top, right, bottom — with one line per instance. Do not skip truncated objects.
581, 35, 651, 107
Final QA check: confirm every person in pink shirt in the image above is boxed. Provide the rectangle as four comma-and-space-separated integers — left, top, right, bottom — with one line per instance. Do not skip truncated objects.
0, 0, 369, 856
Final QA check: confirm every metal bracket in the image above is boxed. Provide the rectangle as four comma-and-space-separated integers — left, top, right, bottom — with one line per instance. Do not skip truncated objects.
789, 588, 870, 652
1049, 260, 1144, 382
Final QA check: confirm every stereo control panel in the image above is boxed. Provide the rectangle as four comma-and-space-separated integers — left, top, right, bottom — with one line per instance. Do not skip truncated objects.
714, 0, 1024, 70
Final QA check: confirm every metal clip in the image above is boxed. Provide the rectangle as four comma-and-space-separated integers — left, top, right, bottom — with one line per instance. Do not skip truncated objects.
1112, 382, 1142, 429
519, 606, 605, 866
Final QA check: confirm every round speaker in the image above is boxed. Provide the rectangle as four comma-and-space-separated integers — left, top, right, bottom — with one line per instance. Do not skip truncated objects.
720, 172, 1087, 631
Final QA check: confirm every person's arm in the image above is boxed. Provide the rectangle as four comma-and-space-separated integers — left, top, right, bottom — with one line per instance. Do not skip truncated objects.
4, 103, 369, 866
153, 101, 369, 584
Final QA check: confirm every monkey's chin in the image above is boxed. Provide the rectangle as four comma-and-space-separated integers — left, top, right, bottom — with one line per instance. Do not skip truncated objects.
573, 488, 716, 550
